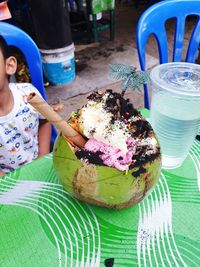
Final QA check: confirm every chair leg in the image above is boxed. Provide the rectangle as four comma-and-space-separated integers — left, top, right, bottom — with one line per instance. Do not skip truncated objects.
110, 10, 115, 41
76, 0, 84, 12
92, 14, 99, 42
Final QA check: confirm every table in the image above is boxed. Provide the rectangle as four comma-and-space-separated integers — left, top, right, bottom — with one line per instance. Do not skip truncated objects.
0, 123, 200, 267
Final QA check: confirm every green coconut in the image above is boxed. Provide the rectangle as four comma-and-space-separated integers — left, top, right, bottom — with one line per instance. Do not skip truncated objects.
53, 134, 161, 209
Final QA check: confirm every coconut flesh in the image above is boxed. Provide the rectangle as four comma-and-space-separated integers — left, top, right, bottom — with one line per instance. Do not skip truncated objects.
53, 91, 161, 209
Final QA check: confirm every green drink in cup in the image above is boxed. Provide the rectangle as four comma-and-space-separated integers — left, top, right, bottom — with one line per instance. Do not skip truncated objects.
150, 62, 200, 169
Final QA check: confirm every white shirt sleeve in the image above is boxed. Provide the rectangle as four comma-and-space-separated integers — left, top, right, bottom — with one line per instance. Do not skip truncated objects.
15, 83, 45, 120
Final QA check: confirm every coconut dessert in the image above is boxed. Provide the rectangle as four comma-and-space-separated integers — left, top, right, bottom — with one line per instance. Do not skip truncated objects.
53, 90, 161, 209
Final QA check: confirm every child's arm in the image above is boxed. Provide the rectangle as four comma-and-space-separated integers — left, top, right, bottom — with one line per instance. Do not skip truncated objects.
0, 170, 5, 176
38, 119, 52, 158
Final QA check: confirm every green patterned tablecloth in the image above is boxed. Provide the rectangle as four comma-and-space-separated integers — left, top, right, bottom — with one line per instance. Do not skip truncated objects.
0, 134, 200, 266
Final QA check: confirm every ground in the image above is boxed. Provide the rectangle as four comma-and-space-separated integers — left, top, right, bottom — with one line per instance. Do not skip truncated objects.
44, 2, 196, 120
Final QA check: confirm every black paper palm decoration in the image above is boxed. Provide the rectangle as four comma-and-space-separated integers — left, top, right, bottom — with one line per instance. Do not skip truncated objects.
110, 64, 149, 94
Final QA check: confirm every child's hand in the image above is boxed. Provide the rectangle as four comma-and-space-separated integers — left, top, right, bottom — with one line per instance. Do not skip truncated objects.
52, 102, 64, 113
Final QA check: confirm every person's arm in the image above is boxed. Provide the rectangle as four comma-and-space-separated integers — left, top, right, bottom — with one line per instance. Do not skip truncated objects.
37, 119, 51, 158
0, 169, 5, 176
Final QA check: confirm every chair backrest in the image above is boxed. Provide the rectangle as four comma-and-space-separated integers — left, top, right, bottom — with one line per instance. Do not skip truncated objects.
0, 21, 57, 142
136, 0, 200, 109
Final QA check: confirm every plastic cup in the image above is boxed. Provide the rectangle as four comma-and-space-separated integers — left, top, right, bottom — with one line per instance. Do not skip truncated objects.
150, 62, 200, 169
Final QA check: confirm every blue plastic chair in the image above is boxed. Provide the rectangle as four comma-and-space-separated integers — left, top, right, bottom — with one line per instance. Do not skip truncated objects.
136, 0, 200, 109
0, 21, 58, 143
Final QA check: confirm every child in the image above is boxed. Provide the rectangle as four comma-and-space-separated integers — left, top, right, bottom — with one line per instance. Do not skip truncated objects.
0, 36, 51, 176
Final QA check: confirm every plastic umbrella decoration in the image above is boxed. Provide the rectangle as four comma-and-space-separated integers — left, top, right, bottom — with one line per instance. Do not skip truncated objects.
109, 63, 149, 95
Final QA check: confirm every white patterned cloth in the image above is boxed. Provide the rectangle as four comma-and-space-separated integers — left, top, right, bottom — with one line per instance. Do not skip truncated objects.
0, 83, 42, 173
